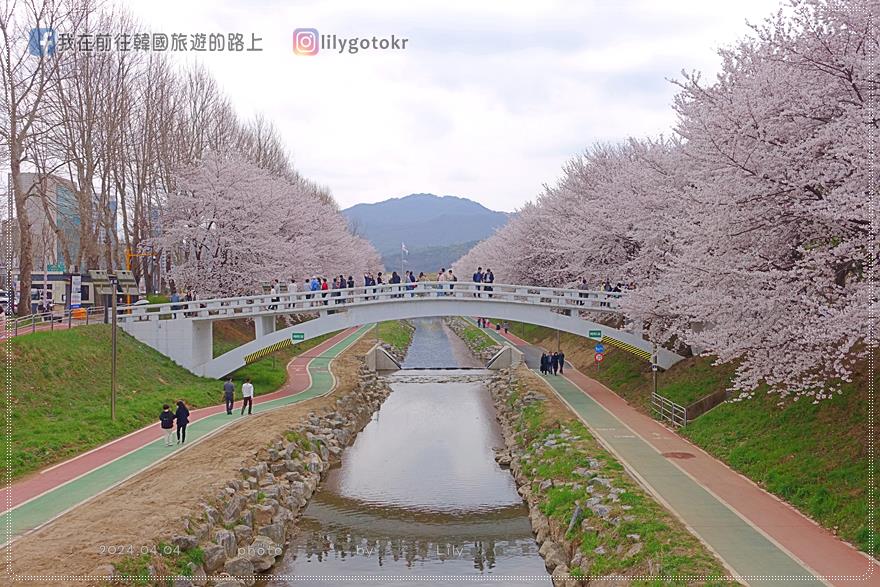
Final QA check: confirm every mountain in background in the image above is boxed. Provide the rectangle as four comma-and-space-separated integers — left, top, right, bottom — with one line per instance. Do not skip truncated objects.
342, 193, 510, 271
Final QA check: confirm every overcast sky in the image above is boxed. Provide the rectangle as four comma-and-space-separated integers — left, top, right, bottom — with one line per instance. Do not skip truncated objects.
125, 0, 779, 212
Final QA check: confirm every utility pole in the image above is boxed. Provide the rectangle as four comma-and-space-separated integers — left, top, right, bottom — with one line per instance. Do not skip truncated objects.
109, 273, 118, 420
651, 342, 658, 398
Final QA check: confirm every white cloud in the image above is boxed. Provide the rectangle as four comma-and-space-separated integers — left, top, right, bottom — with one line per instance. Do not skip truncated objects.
124, 0, 779, 211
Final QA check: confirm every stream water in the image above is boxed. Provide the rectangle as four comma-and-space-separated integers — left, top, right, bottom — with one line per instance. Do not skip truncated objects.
267, 318, 551, 585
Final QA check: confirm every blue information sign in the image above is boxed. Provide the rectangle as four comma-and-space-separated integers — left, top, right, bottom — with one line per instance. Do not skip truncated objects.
594, 343, 605, 354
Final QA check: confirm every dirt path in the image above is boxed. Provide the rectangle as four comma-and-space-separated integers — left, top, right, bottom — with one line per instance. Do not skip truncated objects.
4, 336, 374, 585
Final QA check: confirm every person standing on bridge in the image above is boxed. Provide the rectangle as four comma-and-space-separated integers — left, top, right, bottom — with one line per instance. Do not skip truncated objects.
320, 277, 329, 305
223, 378, 235, 415
484, 268, 495, 298
417, 272, 427, 297
159, 404, 176, 446
175, 400, 190, 444
577, 278, 589, 306
390, 271, 402, 298
473, 267, 483, 297
241, 378, 254, 415
289, 277, 299, 309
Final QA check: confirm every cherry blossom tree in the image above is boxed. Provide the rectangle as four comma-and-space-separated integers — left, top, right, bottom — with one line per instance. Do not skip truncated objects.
455, 0, 877, 401
156, 151, 380, 297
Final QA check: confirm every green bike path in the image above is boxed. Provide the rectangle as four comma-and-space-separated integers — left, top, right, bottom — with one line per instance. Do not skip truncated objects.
2, 325, 371, 545
474, 320, 827, 585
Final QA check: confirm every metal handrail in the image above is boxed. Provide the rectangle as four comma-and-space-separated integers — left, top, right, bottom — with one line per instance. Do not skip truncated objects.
651, 392, 688, 427
115, 281, 626, 324
7, 305, 107, 336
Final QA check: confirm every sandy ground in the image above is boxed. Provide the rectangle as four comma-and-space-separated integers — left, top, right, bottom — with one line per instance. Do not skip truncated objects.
3, 336, 373, 585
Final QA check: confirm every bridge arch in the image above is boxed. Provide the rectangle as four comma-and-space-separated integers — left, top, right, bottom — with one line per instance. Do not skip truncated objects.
118, 282, 684, 378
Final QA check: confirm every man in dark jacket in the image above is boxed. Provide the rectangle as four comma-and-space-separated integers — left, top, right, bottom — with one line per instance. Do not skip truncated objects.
223, 378, 235, 415
473, 267, 483, 297
160, 404, 175, 446
558, 351, 566, 374
551, 352, 559, 375
175, 400, 190, 444
540, 352, 548, 375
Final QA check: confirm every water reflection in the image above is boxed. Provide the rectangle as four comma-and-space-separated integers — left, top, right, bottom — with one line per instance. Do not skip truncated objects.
267, 319, 550, 585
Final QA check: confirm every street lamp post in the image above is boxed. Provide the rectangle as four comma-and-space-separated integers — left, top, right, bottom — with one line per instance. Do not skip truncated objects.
651, 342, 658, 397
108, 274, 118, 421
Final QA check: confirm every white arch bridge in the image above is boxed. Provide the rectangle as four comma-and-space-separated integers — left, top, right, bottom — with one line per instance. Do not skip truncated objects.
117, 281, 684, 378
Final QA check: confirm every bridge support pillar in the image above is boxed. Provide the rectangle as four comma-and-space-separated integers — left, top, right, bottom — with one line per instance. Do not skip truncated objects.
255, 315, 276, 339
121, 319, 213, 375
365, 343, 401, 372
487, 346, 524, 370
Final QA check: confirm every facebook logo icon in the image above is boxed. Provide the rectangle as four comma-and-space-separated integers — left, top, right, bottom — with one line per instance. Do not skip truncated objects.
28, 28, 56, 56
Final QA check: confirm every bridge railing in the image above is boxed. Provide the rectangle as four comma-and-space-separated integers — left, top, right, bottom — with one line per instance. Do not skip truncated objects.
116, 281, 623, 323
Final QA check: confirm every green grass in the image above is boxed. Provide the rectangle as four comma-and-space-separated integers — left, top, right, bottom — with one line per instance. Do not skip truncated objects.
457, 321, 496, 351
4, 324, 336, 479
146, 294, 170, 304
513, 321, 878, 556
510, 384, 733, 584
116, 543, 204, 586
375, 321, 414, 354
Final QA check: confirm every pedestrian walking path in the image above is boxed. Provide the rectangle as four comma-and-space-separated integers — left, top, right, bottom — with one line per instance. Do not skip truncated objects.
1, 325, 371, 545
474, 320, 878, 586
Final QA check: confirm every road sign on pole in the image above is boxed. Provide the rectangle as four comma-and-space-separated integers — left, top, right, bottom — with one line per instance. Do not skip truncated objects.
588, 330, 602, 340
595, 352, 604, 362
292, 332, 305, 341
594, 343, 605, 354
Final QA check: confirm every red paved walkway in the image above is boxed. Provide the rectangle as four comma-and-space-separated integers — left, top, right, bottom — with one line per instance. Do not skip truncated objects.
491, 325, 878, 585
3, 327, 358, 511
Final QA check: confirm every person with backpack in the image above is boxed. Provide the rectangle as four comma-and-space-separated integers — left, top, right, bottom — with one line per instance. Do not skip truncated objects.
159, 404, 176, 446
241, 378, 254, 415
175, 400, 190, 444
223, 378, 235, 415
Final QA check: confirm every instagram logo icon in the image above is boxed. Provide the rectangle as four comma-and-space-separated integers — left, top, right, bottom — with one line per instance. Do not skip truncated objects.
293, 28, 319, 55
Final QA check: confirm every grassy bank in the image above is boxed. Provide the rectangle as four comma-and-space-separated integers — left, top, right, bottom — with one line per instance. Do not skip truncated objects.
504, 371, 733, 584
456, 320, 497, 351
5, 323, 336, 479
512, 322, 877, 555
375, 320, 414, 354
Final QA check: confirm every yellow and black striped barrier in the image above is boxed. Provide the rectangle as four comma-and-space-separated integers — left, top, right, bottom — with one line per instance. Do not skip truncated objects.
244, 338, 294, 364
600, 335, 652, 362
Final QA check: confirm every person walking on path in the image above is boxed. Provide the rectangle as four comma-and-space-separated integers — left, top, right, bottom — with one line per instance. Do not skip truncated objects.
241, 378, 254, 415
175, 400, 190, 444
551, 352, 559, 375
159, 404, 176, 446
223, 378, 235, 415
558, 350, 566, 374
540, 352, 548, 375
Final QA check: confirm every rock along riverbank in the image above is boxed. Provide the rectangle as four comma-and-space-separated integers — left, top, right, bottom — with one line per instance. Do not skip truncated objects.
110, 365, 392, 587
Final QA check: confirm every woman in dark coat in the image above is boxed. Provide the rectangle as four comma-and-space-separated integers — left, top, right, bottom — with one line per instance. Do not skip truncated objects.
175, 400, 190, 444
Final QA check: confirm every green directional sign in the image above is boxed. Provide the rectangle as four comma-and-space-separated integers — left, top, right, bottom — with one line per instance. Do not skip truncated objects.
588, 330, 602, 340
292, 332, 305, 341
